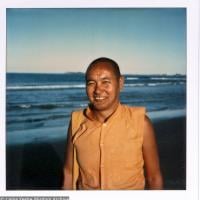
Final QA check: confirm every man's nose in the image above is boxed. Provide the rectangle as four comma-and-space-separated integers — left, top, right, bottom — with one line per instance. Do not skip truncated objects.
94, 82, 102, 94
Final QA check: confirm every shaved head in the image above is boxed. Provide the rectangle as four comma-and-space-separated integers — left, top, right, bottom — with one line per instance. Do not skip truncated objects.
86, 57, 121, 81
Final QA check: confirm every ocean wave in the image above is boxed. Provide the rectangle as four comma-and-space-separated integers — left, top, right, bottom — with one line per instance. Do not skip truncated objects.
7, 114, 69, 124
125, 82, 185, 87
18, 104, 31, 108
148, 108, 186, 121
124, 83, 145, 87
6, 84, 85, 90
80, 103, 88, 107
148, 106, 169, 112
126, 77, 139, 80
150, 77, 186, 81
147, 82, 174, 86
179, 82, 186, 85
7, 103, 74, 110
6, 80, 186, 91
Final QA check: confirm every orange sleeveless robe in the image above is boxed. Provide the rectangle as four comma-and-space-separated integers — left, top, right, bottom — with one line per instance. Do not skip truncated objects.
71, 104, 146, 190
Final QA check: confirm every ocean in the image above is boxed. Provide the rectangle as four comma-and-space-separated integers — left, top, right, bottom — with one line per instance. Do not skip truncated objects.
6, 73, 186, 145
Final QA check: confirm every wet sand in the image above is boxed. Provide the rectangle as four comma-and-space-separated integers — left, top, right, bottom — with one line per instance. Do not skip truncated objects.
6, 116, 186, 190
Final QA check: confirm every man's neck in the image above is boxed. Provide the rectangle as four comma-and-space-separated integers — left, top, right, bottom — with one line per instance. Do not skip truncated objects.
91, 103, 119, 123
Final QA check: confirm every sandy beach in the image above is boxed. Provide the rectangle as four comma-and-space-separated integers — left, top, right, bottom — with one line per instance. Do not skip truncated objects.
154, 116, 186, 190
6, 115, 186, 190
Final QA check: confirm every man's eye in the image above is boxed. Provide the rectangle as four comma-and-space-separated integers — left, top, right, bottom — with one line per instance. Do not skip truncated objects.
102, 80, 110, 84
87, 81, 95, 86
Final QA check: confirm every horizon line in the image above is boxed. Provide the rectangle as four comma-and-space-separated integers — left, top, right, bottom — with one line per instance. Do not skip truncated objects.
6, 72, 186, 76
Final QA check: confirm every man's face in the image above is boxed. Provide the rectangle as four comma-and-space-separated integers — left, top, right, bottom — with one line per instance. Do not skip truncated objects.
86, 62, 123, 112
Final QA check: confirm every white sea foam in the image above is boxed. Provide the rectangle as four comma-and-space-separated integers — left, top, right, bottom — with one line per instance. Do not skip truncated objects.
125, 82, 174, 87
148, 83, 157, 86
126, 77, 139, 80
148, 108, 186, 122
6, 84, 86, 90
150, 77, 186, 80
80, 103, 88, 107
124, 83, 145, 87
19, 104, 31, 108
6, 81, 186, 91
147, 82, 174, 86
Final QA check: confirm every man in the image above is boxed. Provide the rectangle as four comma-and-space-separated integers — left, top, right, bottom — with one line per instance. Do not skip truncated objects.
62, 57, 163, 190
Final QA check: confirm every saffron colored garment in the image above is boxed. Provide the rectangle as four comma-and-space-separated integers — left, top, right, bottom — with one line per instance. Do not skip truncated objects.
71, 103, 146, 190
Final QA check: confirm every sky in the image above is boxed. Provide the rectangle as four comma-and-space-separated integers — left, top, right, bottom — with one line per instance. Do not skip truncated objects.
6, 8, 186, 74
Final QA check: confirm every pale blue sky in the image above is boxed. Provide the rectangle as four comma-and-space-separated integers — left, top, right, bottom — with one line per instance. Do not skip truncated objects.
7, 8, 186, 74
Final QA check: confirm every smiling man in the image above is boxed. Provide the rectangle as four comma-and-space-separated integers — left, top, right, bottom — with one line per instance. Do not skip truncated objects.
62, 57, 163, 190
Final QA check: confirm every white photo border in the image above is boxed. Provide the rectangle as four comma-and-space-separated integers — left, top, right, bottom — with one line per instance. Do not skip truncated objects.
0, 0, 199, 200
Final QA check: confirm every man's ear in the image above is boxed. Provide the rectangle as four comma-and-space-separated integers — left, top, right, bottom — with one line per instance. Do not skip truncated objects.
119, 76, 124, 91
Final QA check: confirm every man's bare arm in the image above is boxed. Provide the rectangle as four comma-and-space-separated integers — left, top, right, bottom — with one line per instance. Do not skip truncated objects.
142, 116, 163, 189
62, 121, 73, 189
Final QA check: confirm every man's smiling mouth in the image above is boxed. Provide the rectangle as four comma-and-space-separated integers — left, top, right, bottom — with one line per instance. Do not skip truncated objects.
94, 96, 106, 101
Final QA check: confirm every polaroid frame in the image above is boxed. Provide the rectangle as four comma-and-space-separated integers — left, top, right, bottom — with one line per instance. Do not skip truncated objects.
0, 0, 199, 200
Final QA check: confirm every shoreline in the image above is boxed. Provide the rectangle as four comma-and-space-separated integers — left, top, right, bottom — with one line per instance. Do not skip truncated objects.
6, 115, 186, 190
7, 108, 186, 145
